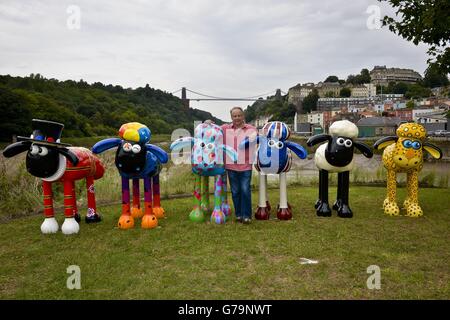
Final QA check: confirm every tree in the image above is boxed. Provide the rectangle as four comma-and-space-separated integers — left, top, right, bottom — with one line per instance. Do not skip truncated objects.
346, 69, 371, 85
325, 75, 339, 83
406, 100, 415, 109
380, 0, 450, 73
339, 87, 351, 97
405, 84, 432, 99
392, 82, 409, 94
423, 64, 450, 88
302, 89, 319, 113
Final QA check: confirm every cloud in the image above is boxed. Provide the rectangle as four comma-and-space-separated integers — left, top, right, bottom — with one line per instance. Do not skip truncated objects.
0, 0, 429, 121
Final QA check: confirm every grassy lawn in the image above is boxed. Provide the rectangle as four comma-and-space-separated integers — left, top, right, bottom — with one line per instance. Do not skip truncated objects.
0, 186, 449, 300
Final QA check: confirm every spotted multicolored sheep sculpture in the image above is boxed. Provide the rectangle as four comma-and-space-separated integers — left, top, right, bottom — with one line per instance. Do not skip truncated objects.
373, 122, 443, 217
170, 123, 237, 224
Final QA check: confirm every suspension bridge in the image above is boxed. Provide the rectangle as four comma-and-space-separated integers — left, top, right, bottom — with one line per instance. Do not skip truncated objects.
170, 87, 287, 108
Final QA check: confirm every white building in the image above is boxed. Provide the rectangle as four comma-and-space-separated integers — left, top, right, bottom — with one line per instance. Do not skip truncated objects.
307, 111, 324, 128
412, 108, 439, 121
254, 115, 273, 128
350, 83, 377, 98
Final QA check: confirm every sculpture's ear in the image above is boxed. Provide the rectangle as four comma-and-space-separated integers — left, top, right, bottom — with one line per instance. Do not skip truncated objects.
58, 148, 79, 166
92, 138, 122, 154
239, 136, 259, 149
306, 134, 331, 147
146, 144, 169, 163
353, 141, 373, 158
373, 136, 398, 150
222, 144, 238, 163
423, 142, 443, 159
170, 137, 194, 151
2, 141, 31, 158
285, 141, 307, 159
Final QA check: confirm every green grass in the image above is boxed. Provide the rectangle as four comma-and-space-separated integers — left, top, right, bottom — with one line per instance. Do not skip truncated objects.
0, 186, 449, 299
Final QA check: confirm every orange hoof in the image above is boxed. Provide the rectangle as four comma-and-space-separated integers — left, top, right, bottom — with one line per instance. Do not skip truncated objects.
131, 206, 144, 218
118, 215, 135, 229
153, 206, 165, 219
141, 214, 158, 229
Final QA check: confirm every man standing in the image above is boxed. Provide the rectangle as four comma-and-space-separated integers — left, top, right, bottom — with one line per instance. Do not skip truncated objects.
221, 107, 257, 224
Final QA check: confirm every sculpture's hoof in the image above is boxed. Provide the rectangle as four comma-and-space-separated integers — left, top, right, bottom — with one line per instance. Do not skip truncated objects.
141, 214, 158, 229
131, 206, 144, 219
211, 209, 226, 224
383, 199, 400, 216
315, 199, 322, 209
277, 207, 292, 220
402, 198, 412, 210
118, 215, 135, 229
41, 217, 59, 234
316, 202, 332, 217
152, 206, 165, 219
255, 206, 270, 220
405, 203, 423, 218
333, 199, 343, 211
337, 204, 353, 218
85, 214, 101, 223
221, 203, 231, 217
61, 218, 80, 235
189, 207, 205, 222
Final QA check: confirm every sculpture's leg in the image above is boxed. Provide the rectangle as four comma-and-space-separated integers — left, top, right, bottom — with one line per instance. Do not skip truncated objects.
189, 174, 204, 222
220, 173, 231, 218
211, 175, 226, 224
264, 174, 271, 212
337, 171, 353, 218
142, 176, 158, 229
383, 170, 399, 216
277, 172, 292, 220
152, 175, 165, 219
316, 170, 331, 217
405, 171, 423, 217
200, 176, 210, 213
71, 183, 80, 223
118, 177, 134, 229
40, 181, 59, 234
61, 180, 80, 235
255, 172, 270, 220
131, 178, 143, 218
85, 176, 101, 223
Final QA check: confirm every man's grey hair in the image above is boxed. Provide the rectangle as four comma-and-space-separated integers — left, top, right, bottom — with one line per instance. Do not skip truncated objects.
230, 106, 244, 115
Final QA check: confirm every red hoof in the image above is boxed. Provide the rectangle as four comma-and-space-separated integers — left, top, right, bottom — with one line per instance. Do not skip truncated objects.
277, 207, 292, 220
255, 206, 270, 220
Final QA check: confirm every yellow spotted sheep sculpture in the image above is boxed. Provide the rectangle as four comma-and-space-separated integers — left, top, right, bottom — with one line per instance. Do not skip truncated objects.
373, 123, 443, 217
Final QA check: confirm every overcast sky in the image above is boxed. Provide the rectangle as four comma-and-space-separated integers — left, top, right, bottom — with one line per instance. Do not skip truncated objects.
0, 0, 430, 122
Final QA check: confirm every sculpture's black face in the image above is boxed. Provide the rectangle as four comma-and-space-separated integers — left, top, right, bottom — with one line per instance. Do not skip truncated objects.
26, 144, 60, 178
325, 136, 354, 167
115, 141, 146, 174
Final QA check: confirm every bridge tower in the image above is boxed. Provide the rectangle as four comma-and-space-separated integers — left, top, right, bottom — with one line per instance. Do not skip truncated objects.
181, 87, 190, 108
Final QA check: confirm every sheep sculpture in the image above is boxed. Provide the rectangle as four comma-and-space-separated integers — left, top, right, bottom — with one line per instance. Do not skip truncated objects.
240, 121, 308, 220
92, 122, 168, 229
373, 122, 443, 217
170, 123, 237, 224
2, 119, 104, 234
307, 120, 373, 218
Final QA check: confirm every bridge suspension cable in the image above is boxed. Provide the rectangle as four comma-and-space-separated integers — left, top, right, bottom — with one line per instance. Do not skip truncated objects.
185, 88, 279, 101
